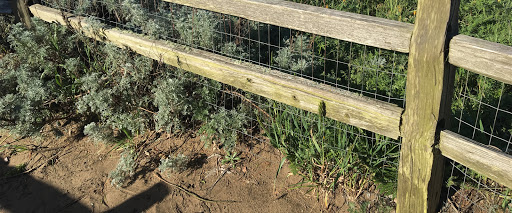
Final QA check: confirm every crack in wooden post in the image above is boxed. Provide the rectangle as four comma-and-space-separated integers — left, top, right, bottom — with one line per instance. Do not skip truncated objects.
396, 0, 460, 212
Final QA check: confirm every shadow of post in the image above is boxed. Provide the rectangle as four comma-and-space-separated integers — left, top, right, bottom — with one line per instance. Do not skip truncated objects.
1, 163, 170, 212
106, 182, 169, 213
0, 164, 90, 212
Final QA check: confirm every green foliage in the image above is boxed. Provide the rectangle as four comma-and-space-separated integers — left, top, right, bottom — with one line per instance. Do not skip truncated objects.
175, 9, 220, 49
0, 15, 14, 55
260, 100, 399, 194
274, 35, 319, 75
158, 153, 189, 176
288, 0, 416, 23
83, 122, 114, 143
3, 163, 27, 177
76, 43, 154, 138
459, 0, 512, 46
221, 151, 241, 168
199, 109, 247, 152
350, 50, 407, 99
110, 150, 137, 187
0, 19, 82, 135
221, 42, 249, 59
153, 70, 220, 132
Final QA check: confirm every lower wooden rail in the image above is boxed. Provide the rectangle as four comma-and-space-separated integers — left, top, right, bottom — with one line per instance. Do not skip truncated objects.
439, 130, 512, 189
29, 4, 403, 139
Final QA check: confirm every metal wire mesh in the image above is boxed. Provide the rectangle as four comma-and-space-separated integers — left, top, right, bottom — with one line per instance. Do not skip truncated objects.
38, 0, 408, 107
37, 0, 403, 202
441, 68, 512, 212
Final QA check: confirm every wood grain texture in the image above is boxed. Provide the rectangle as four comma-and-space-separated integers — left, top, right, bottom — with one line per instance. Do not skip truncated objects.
440, 131, 512, 189
396, 0, 459, 212
449, 35, 512, 85
29, 4, 404, 139
11, 0, 31, 28
164, 0, 413, 53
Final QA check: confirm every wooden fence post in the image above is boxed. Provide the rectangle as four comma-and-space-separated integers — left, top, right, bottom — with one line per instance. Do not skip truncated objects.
396, 0, 459, 212
10, 0, 31, 28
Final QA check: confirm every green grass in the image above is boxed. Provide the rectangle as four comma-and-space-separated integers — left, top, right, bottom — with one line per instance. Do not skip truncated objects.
3, 163, 27, 177
259, 100, 400, 196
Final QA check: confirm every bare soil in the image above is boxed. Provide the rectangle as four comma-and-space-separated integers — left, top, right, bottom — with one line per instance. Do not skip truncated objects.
0, 122, 372, 213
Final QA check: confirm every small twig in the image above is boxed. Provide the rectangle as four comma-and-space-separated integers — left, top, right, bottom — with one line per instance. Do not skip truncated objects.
354, 177, 368, 200
208, 168, 229, 192
0, 164, 41, 180
31, 145, 68, 153
116, 187, 137, 195
0, 134, 11, 146
138, 107, 156, 114
222, 90, 271, 119
446, 198, 460, 213
57, 195, 85, 213
154, 172, 237, 203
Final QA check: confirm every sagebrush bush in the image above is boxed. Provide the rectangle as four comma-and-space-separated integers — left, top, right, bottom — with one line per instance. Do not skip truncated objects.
153, 69, 220, 133
158, 154, 189, 176
76, 43, 154, 137
274, 35, 319, 75
199, 109, 247, 152
0, 19, 82, 135
110, 151, 137, 187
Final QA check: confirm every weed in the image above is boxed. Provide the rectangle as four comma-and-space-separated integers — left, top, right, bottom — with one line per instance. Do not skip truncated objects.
221, 151, 241, 168
0, 144, 29, 155
260, 100, 399, 195
158, 153, 189, 176
3, 163, 27, 177
109, 150, 137, 187
199, 109, 246, 153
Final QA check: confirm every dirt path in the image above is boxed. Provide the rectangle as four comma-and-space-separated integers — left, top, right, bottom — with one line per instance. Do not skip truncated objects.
0, 124, 349, 212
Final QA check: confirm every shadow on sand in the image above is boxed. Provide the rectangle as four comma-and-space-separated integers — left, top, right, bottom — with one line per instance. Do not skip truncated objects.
0, 163, 169, 212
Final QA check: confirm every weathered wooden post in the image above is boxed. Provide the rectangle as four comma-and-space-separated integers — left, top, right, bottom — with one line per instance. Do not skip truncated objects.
10, 0, 31, 28
396, 0, 460, 212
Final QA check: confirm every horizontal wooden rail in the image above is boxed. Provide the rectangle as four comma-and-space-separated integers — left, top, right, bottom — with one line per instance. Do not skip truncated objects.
30, 4, 403, 139
439, 130, 512, 189
164, 0, 414, 53
449, 35, 512, 85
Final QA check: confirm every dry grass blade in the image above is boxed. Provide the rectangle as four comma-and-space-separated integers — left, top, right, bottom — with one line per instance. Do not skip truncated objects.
154, 172, 238, 203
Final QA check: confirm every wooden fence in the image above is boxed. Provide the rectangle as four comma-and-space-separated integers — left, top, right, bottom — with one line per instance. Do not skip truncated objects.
22, 0, 512, 212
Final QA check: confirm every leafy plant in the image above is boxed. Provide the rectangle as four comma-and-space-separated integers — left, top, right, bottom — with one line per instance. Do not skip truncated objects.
0, 19, 83, 135
199, 109, 247, 153
158, 153, 189, 176
110, 150, 137, 187
3, 163, 27, 177
221, 151, 241, 168
274, 35, 319, 76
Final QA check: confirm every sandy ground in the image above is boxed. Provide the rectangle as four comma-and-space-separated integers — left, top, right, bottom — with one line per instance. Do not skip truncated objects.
0, 122, 358, 213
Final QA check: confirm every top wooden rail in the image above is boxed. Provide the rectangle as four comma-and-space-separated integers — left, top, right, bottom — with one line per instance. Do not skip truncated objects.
449, 35, 512, 85
164, 0, 414, 53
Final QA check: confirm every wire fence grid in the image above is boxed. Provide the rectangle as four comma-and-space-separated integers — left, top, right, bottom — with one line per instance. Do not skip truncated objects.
441, 68, 512, 212
38, 0, 409, 107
